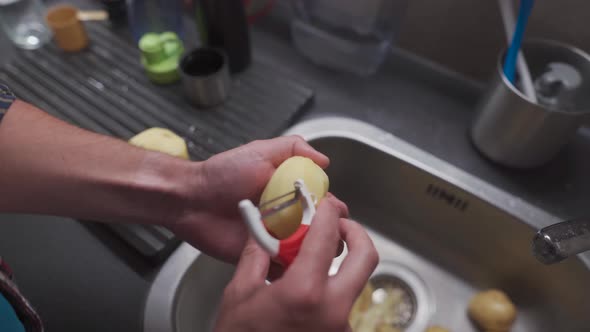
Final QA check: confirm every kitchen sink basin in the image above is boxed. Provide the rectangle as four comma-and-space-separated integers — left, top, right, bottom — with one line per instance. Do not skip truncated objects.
143, 117, 590, 332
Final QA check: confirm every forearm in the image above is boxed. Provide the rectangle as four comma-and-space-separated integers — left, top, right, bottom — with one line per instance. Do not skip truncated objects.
0, 100, 197, 226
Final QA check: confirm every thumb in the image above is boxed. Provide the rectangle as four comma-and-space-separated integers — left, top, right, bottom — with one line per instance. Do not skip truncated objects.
232, 236, 271, 288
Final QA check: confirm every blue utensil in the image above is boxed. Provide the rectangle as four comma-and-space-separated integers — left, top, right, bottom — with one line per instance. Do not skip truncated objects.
503, 0, 535, 83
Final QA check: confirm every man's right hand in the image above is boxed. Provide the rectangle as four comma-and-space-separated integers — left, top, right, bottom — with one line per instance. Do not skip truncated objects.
213, 195, 379, 332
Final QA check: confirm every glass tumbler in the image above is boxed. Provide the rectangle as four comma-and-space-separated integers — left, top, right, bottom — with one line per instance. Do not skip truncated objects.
0, 0, 51, 50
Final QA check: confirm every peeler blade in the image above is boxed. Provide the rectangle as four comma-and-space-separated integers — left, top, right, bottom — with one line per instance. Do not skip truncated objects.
259, 190, 299, 218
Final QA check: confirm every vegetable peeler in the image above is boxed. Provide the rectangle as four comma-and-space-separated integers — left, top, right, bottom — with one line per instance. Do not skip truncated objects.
238, 179, 316, 267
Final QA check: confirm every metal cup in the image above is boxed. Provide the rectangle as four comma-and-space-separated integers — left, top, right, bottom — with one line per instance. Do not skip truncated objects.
470, 39, 590, 168
179, 47, 231, 109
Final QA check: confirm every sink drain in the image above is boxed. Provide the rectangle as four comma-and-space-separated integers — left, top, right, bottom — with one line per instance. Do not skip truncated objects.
369, 274, 417, 328
368, 261, 433, 332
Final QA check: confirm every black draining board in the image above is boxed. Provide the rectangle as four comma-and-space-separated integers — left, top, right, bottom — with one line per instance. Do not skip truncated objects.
0, 22, 313, 262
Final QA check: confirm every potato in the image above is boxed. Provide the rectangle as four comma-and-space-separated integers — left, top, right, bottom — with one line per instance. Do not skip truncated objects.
425, 326, 451, 332
128, 127, 189, 160
468, 289, 517, 332
260, 156, 329, 239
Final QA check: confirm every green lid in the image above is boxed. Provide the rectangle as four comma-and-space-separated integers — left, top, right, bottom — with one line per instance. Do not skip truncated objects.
138, 32, 184, 84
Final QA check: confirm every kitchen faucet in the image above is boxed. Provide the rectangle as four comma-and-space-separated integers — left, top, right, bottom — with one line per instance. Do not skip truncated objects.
532, 219, 590, 264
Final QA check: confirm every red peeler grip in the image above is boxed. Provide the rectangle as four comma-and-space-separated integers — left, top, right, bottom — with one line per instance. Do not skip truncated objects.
276, 224, 310, 267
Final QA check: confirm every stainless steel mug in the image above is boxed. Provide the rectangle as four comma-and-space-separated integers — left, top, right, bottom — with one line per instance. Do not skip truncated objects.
180, 47, 231, 109
470, 39, 590, 168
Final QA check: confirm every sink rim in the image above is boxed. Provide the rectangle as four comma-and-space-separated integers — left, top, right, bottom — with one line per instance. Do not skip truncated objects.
286, 116, 589, 269
143, 116, 590, 332
144, 242, 200, 332
287, 117, 557, 229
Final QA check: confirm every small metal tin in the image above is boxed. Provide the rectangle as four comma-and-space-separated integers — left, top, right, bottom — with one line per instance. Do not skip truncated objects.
180, 47, 231, 109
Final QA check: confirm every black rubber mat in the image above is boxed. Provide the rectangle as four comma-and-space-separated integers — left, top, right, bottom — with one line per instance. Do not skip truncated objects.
0, 22, 313, 262
0, 22, 313, 159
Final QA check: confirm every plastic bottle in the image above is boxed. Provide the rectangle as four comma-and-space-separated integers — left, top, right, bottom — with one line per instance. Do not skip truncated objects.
127, 0, 184, 43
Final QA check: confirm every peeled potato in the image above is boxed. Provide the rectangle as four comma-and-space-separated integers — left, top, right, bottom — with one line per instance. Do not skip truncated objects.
128, 127, 189, 160
468, 289, 517, 332
425, 326, 451, 332
260, 156, 329, 239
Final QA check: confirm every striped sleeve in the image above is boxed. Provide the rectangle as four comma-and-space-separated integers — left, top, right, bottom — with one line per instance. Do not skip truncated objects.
0, 83, 16, 124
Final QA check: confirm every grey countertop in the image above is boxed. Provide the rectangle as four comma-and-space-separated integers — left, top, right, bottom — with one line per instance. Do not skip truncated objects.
0, 3, 589, 332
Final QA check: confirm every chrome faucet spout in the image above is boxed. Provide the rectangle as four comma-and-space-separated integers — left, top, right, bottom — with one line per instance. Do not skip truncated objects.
533, 219, 590, 264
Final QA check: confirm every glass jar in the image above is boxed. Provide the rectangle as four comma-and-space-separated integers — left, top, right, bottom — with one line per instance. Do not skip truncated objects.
290, 0, 408, 76
0, 0, 51, 50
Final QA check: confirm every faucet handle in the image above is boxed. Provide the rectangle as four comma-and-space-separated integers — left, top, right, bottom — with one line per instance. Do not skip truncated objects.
532, 219, 590, 265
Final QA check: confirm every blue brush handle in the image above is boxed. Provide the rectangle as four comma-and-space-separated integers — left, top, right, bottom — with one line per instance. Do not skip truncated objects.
503, 0, 535, 83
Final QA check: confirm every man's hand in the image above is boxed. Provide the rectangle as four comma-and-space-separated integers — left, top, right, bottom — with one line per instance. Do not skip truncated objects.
0, 100, 333, 265
213, 196, 379, 332
170, 135, 330, 263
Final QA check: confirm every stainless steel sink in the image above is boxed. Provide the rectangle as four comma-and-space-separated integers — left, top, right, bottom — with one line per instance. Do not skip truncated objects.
143, 117, 590, 332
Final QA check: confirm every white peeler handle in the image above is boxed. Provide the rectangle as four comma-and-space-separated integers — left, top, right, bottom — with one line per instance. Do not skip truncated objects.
238, 199, 280, 256
294, 179, 316, 226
